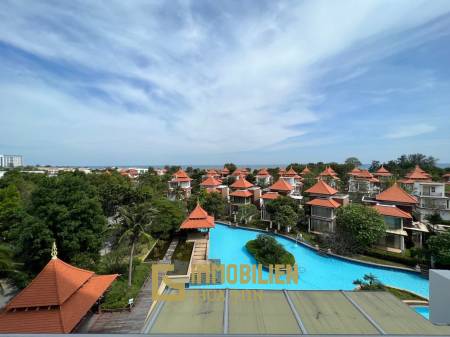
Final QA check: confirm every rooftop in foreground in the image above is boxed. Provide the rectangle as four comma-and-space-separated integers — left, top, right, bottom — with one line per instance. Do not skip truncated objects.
144, 289, 450, 335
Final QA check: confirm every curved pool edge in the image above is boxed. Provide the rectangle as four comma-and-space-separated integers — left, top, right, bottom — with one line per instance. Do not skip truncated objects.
215, 221, 421, 274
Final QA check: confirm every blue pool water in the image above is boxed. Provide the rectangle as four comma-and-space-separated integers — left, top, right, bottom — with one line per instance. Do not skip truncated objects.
413, 306, 430, 319
191, 224, 429, 298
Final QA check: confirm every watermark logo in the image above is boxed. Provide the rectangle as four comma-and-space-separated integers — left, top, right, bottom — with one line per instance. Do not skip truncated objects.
152, 263, 298, 302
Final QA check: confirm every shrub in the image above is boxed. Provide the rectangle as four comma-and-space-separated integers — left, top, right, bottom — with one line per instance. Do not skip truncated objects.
246, 234, 295, 266
365, 248, 417, 267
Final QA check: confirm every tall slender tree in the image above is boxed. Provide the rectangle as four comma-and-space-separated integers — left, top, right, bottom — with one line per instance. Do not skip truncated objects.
115, 203, 157, 287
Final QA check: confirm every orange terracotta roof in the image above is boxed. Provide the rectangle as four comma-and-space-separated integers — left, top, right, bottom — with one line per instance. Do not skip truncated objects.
375, 183, 417, 204
305, 180, 338, 195
269, 179, 293, 192
351, 169, 375, 180
443, 173, 450, 178
205, 187, 220, 194
301, 166, 311, 175
172, 169, 192, 182
374, 165, 392, 177
0, 258, 117, 333
180, 204, 215, 229
230, 177, 254, 189
373, 204, 412, 219
206, 169, 218, 175
231, 168, 248, 177
319, 166, 339, 178
306, 198, 341, 208
256, 168, 271, 177
229, 190, 253, 198
262, 192, 280, 200
221, 167, 230, 174
348, 168, 361, 176
279, 168, 286, 175
201, 176, 222, 187
283, 167, 299, 177
405, 165, 431, 180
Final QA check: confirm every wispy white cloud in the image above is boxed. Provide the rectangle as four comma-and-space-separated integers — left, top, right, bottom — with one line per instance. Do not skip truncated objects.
384, 124, 436, 139
0, 0, 449, 164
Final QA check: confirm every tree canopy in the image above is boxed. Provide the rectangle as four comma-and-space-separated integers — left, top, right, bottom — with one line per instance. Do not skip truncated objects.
335, 204, 386, 253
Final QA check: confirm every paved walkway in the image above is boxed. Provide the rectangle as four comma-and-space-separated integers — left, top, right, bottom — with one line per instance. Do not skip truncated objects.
88, 238, 179, 333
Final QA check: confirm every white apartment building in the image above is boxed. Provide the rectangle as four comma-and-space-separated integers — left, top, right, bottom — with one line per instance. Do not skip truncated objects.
0, 155, 23, 168
412, 181, 450, 221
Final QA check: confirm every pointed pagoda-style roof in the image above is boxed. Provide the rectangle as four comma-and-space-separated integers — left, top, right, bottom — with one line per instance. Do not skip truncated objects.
230, 176, 254, 189
256, 168, 271, 177
269, 179, 293, 192
201, 176, 222, 187
373, 165, 392, 177
319, 166, 339, 178
0, 254, 117, 333
282, 167, 299, 177
172, 169, 192, 182
373, 204, 412, 219
221, 167, 230, 174
404, 165, 431, 181
229, 190, 253, 198
375, 183, 417, 204
305, 180, 338, 196
301, 166, 311, 175
348, 168, 361, 176
306, 198, 341, 209
231, 168, 248, 177
180, 203, 215, 229
278, 168, 286, 175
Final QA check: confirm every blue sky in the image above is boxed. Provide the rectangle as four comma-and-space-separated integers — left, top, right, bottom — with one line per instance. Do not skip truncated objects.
1, 0, 450, 166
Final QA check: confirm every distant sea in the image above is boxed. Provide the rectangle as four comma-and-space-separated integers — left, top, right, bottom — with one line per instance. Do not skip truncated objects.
57, 163, 450, 169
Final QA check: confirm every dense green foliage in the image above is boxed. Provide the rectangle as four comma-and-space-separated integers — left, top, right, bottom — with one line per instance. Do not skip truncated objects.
246, 234, 295, 266
266, 196, 304, 231
236, 204, 259, 224
427, 230, 450, 267
101, 261, 151, 309
335, 204, 386, 253
0, 169, 183, 288
187, 189, 226, 219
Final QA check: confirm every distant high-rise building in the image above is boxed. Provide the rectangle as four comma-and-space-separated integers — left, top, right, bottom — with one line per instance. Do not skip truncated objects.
0, 154, 23, 168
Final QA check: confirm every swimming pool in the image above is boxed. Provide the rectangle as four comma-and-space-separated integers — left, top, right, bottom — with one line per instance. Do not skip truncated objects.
412, 306, 430, 319
191, 224, 429, 298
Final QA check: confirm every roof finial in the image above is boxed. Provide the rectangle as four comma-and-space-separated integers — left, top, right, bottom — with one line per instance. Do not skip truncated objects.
51, 241, 58, 259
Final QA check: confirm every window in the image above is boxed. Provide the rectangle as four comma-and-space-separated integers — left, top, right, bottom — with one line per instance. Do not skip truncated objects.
431, 187, 436, 193
384, 216, 401, 229
312, 206, 332, 218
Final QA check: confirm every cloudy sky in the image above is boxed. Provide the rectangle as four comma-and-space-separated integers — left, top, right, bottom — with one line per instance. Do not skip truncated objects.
1, 0, 450, 166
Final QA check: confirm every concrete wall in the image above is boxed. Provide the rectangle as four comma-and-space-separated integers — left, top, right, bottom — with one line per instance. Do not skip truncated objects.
430, 269, 450, 325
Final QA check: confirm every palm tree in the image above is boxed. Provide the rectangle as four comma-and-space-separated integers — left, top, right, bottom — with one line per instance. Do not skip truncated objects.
114, 203, 157, 287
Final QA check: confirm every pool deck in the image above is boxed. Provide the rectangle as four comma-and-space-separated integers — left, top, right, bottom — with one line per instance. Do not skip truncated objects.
144, 289, 450, 335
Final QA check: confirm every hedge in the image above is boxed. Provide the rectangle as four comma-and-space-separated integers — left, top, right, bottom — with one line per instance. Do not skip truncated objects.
365, 248, 418, 267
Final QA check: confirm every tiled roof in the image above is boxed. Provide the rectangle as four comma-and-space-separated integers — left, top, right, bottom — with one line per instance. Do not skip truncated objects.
256, 168, 270, 177
200, 176, 221, 187
229, 190, 253, 198
262, 192, 280, 200
221, 167, 230, 174
405, 165, 431, 180
0, 259, 117, 333
348, 168, 361, 176
374, 165, 392, 177
230, 177, 254, 189
375, 183, 417, 204
282, 167, 299, 177
180, 204, 215, 229
443, 173, 450, 178
172, 169, 192, 182
306, 198, 341, 208
319, 166, 339, 178
373, 204, 412, 219
269, 179, 293, 192
305, 180, 338, 195
301, 166, 311, 175
231, 168, 248, 177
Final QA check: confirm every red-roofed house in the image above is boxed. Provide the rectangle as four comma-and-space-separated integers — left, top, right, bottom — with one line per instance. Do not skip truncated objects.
363, 183, 428, 251
305, 180, 349, 234
398, 165, 432, 192
373, 165, 393, 179
0, 247, 117, 333
221, 167, 230, 178
168, 169, 192, 200
317, 166, 340, 188
372, 204, 412, 252
180, 203, 215, 230
300, 166, 311, 176
348, 169, 380, 196
255, 168, 273, 187
444, 173, 450, 183
200, 176, 229, 198
280, 167, 303, 195
229, 176, 261, 215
